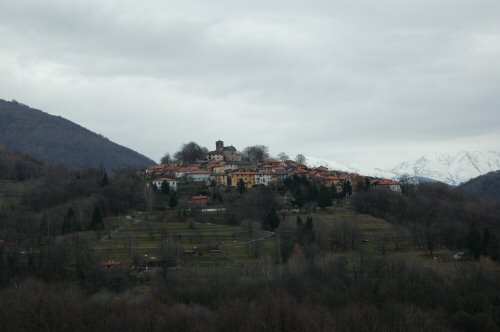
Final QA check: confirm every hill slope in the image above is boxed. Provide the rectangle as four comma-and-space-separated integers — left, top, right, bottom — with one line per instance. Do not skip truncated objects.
0, 99, 156, 171
460, 170, 500, 201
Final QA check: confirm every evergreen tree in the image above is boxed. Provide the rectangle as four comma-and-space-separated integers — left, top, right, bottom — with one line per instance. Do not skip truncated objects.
161, 180, 170, 195
466, 223, 482, 259
264, 207, 280, 230
304, 216, 315, 244
61, 207, 78, 235
342, 181, 352, 196
237, 179, 246, 194
169, 193, 178, 208
100, 172, 109, 187
364, 177, 371, 190
89, 206, 104, 231
317, 186, 332, 207
296, 216, 305, 245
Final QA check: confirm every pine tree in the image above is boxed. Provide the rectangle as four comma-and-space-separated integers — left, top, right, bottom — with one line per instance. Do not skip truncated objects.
317, 186, 332, 207
237, 179, 246, 194
342, 181, 352, 196
161, 180, 170, 195
89, 206, 104, 231
466, 223, 482, 259
169, 193, 178, 208
100, 172, 109, 187
305, 216, 315, 244
61, 207, 77, 235
264, 207, 280, 230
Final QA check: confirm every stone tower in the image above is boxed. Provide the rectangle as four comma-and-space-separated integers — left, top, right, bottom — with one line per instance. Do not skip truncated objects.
216, 140, 224, 153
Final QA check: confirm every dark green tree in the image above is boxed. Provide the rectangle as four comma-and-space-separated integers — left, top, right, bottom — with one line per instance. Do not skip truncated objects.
168, 193, 178, 208
61, 207, 78, 235
237, 179, 246, 194
161, 181, 170, 195
364, 177, 371, 190
264, 207, 280, 230
304, 216, 315, 244
466, 223, 482, 259
317, 186, 332, 207
100, 172, 109, 187
89, 206, 104, 231
296, 216, 305, 244
342, 181, 352, 196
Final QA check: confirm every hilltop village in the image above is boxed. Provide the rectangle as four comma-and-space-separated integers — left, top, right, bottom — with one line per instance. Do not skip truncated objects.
144, 140, 401, 204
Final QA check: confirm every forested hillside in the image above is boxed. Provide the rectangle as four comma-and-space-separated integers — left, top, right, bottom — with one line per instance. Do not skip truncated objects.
2, 150, 500, 331
460, 170, 500, 201
0, 99, 156, 171
353, 183, 500, 260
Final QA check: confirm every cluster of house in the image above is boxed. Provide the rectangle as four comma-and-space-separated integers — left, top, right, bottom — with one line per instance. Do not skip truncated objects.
146, 140, 402, 194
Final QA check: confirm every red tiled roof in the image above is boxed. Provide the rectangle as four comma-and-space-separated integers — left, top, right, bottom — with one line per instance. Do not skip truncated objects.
374, 179, 400, 185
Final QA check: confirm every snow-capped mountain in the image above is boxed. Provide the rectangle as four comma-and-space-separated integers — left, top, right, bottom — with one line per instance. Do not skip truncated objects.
383, 151, 500, 186
306, 151, 500, 186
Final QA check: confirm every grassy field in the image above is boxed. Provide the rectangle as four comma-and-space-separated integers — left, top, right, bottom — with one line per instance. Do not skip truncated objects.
93, 216, 276, 272
0, 180, 26, 210
92, 205, 461, 277
316, 206, 412, 254
315, 206, 458, 269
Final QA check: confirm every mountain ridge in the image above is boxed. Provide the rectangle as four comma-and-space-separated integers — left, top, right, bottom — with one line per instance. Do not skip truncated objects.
0, 99, 156, 171
460, 170, 500, 201
306, 151, 500, 186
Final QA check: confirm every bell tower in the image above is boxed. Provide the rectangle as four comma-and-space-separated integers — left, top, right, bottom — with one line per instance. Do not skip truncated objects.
216, 140, 224, 153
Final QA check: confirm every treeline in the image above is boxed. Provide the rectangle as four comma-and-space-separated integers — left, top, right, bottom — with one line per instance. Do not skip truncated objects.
0, 235, 129, 292
283, 175, 352, 208
352, 183, 500, 259
22, 167, 145, 214
461, 170, 500, 202
0, 147, 46, 181
1, 255, 499, 331
0, 148, 148, 249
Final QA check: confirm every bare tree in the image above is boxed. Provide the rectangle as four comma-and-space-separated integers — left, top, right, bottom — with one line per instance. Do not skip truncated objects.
242, 145, 269, 162
174, 142, 208, 164
295, 154, 306, 165
160, 153, 172, 164
277, 152, 289, 161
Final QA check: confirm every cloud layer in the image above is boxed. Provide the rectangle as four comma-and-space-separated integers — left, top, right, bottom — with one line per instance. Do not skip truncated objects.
1, 0, 499, 167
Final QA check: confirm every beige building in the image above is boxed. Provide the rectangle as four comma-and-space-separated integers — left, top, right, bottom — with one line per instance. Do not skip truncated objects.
231, 172, 256, 188
210, 173, 229, 187
207, 140, 242, 162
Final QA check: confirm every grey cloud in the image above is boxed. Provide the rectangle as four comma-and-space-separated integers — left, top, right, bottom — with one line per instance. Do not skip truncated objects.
1, 0, 499, 167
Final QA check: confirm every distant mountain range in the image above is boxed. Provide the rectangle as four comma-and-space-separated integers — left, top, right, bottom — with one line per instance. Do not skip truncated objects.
0, 99, 156, 171
306, 151, 500, 186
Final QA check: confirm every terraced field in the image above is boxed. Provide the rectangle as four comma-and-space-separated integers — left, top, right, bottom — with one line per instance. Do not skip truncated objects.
93, 205, 456, 276
316, 206, 413, 255
0, 180, 26, 210
94, 218, 276, 272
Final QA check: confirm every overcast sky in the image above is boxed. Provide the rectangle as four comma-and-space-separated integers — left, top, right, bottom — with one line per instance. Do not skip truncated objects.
1, 0, 499, 168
